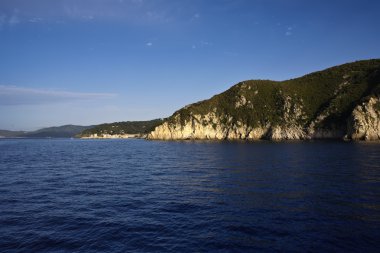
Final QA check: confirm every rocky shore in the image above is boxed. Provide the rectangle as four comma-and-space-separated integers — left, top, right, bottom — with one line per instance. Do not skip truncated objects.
147, 60, 380, 141
147, 96, 380, 141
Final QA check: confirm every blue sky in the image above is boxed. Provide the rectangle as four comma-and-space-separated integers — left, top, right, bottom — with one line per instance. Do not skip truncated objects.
0, 0, 379, 130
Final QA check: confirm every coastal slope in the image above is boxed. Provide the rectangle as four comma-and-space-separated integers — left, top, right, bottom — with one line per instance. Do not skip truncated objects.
79, 119, 163, 138
148, 59, 380, 141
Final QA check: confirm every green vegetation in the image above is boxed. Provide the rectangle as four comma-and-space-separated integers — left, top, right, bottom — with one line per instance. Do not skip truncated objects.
80, 119, 164, 137
167, 59, 380, 129
1, 120, 164, 138
24, 125, 92, 138
0, 130, 26, 138
0, 125, 92, 138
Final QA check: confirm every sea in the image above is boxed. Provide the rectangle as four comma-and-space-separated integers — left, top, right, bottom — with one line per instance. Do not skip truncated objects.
0, 138, 379, 252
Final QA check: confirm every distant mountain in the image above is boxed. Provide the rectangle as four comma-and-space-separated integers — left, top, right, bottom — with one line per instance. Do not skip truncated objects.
148, 59, 380, 141
79, 119, 164, 138
23, 125, 93, 138
1, 120, 165, 139
0, 130, 26, 138
0, 125, 92, 138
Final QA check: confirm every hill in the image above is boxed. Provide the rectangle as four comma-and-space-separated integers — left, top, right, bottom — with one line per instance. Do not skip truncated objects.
0, 130, 26, 138
23, 125, 93, 138
79, 119, 164, 138
1, 120, 164, 139
148, 59, 380, 141
0, 125, 92, 138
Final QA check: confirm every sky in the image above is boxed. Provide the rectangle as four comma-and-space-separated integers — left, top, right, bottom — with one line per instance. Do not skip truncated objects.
0, 0, 379, 130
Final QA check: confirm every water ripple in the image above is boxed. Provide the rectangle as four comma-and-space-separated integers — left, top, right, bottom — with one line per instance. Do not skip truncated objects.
0, 139, 379, 252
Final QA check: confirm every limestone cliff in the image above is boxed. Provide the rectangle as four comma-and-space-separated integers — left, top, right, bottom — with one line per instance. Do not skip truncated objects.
346, 97, 380, 140
148, 59, 380, 141
148, 104, 309, 140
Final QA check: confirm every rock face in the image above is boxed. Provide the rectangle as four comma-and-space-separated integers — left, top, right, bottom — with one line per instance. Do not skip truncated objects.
148, 110, 311, 140
147, 113, 340, 141
347, 97, 380, 140
147, 59, 380, 141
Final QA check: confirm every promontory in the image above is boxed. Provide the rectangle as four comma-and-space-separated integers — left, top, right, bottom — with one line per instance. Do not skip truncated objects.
147, 59, 380, 141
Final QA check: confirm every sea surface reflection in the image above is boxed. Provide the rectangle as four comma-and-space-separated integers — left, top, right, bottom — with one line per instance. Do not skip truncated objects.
0, 139, 379, 252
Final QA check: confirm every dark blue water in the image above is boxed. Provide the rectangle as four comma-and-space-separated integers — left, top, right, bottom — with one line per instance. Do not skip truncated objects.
0, 139, 379, 252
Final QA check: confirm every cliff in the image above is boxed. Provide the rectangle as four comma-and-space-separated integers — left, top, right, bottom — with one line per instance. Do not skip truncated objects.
347, 97, 380, 140
148, 59, 380, 141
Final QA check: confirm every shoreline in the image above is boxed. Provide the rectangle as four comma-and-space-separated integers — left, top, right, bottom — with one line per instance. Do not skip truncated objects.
80, 133, 146, 139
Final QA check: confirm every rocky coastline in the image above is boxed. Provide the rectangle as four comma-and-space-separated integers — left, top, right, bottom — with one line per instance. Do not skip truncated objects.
147, 60, 380, 141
